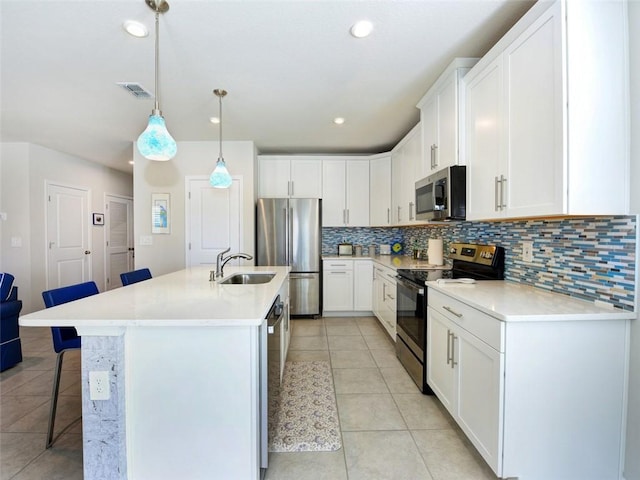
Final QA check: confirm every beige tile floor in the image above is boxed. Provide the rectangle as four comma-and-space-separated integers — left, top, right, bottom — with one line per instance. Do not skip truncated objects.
1, 317, 497, 479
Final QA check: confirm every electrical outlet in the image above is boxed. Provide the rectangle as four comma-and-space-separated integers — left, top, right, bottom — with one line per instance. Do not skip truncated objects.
89, 371, 110, 401
522, 241, 533, 263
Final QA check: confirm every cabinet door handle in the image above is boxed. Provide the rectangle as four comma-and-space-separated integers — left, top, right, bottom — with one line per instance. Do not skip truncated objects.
494, 176, 501, 211
291, 180, 294, 197
409, 202, 414, 221
397, 206, 401, 222
387, 208, 390, 224
451, 333, 458, 367
432, 144, 438, 168
446, 329, 452, 365
346, 209, 350, 224
330, 271, 346, 274
343, 209, 346, 225
500, 174, 507, 209
442, 305, 463, 318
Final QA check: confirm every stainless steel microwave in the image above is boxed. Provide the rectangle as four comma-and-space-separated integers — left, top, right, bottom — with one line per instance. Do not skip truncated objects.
415, 165, 466, 221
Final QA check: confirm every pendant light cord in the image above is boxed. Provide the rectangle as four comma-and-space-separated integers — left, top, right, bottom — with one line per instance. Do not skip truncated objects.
218, 93, 223, 159
154, 11, 160, 112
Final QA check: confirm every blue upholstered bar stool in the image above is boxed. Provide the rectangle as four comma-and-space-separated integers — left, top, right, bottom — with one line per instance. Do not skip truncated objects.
42, 281, 99, 448
120, 268, 152, 286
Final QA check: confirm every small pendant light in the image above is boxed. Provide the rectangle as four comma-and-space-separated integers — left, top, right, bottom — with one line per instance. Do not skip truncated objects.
136, 0, 177, 161
210, 89, 232, 188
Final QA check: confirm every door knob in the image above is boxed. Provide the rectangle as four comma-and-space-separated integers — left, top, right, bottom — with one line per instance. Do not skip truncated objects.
84, 250, 91, 254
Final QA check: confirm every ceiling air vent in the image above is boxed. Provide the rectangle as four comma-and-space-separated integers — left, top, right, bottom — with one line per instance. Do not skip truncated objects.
116, 82, 153, 99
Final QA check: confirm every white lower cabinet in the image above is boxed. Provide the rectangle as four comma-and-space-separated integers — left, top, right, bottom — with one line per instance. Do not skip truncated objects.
372, 264, 397, 339
323, 260, 353, 312
323, 259, 372, 314
353, 260, 373, 311
427, 287, 629, 480
427, 301, 503, 473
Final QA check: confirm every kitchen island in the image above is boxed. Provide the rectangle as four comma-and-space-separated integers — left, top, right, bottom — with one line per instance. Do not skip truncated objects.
19, 265, 290, 480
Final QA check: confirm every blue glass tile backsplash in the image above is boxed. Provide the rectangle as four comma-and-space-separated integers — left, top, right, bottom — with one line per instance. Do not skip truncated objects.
323, 215, 637, 311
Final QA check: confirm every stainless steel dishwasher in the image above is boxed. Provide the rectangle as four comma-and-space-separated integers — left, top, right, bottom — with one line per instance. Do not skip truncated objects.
260, 295, 284, 477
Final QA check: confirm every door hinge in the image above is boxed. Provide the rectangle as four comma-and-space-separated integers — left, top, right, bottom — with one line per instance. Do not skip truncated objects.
106, 241, 109, 246
188, 192, 191, 199
107, 277, 110, 284
48, 195, 51, 202
188, 242, 191, 250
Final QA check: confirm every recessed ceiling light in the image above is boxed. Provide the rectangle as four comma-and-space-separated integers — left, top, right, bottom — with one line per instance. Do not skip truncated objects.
210, 117, 220, 124
350, 20, 373, 38
333, 117, 345, 125
123, 20, 148, 38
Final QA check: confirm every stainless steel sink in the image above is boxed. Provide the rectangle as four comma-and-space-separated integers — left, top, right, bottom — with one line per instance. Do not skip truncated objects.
219, 273, 275, 285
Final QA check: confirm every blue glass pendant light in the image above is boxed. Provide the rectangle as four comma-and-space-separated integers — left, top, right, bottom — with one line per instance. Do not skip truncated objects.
136, 0, 177, 161
210, 89, 233, 188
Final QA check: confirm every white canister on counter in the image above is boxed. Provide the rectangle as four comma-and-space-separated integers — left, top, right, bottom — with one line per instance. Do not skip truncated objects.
379, 244, 391, 255
428, 238, 444, 265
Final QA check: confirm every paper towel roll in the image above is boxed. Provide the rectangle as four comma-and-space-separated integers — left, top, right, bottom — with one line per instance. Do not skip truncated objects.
428, 238, 444, 266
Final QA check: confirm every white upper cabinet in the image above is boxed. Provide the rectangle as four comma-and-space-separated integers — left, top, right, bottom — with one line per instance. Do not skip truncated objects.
417, 58, 477, 176
391, 124, 422, 225
465, 0, 629, 220
322, 158, 370, 227
369, 154, 392, 226
258, 156, 322, 198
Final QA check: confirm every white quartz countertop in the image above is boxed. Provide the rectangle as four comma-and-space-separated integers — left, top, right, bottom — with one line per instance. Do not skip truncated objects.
323, 254, 451, 271
19, 266, 290, 328
426, 280, 636, 322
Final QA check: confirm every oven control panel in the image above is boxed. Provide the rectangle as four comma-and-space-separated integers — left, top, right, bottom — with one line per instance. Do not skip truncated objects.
448, 243, 502, 267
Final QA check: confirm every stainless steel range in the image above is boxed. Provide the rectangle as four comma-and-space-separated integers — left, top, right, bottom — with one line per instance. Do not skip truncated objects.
395, 243, 505, 394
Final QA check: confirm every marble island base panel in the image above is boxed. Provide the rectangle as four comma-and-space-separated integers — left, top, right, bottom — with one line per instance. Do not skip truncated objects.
81, 335, 127, 480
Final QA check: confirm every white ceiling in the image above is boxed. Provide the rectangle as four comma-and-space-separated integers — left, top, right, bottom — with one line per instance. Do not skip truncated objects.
0, 0, 536, 173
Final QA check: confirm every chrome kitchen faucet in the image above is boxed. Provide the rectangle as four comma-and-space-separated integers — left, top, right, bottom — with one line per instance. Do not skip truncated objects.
212, 247, 253, 280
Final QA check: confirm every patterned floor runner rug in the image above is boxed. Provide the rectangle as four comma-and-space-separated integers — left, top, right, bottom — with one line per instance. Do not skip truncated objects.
269, 361, 342, 452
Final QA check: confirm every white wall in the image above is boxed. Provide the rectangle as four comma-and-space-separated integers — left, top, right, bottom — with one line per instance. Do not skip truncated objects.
0, 143, 133, 313
626, 1, 640, 479
133, 141, 256, 276
0, 143, 32, 310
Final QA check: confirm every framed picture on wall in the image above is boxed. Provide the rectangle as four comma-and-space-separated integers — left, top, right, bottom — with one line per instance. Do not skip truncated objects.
151, 193, 170, 234
92, 213, 104, 225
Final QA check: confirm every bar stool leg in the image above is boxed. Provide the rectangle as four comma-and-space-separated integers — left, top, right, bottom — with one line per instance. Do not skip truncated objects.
46, 350, 65, 449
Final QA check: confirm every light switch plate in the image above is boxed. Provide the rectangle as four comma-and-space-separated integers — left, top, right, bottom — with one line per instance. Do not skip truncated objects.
139, 235, 153, 246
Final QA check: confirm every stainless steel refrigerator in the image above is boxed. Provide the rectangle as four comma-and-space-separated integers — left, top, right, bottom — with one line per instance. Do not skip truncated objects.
256, 198, 321, 316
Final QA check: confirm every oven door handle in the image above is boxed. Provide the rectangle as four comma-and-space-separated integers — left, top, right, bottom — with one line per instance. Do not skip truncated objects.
396, 276, 424, 295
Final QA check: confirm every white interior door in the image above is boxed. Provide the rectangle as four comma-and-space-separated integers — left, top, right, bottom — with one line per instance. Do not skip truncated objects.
46, 182, 91, 289
186, 177, 243, 267
105, 195, 133, 290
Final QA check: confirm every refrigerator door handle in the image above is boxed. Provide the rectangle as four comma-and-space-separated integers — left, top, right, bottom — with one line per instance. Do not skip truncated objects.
283, 206, 289, 265
289, 206, 294, 268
